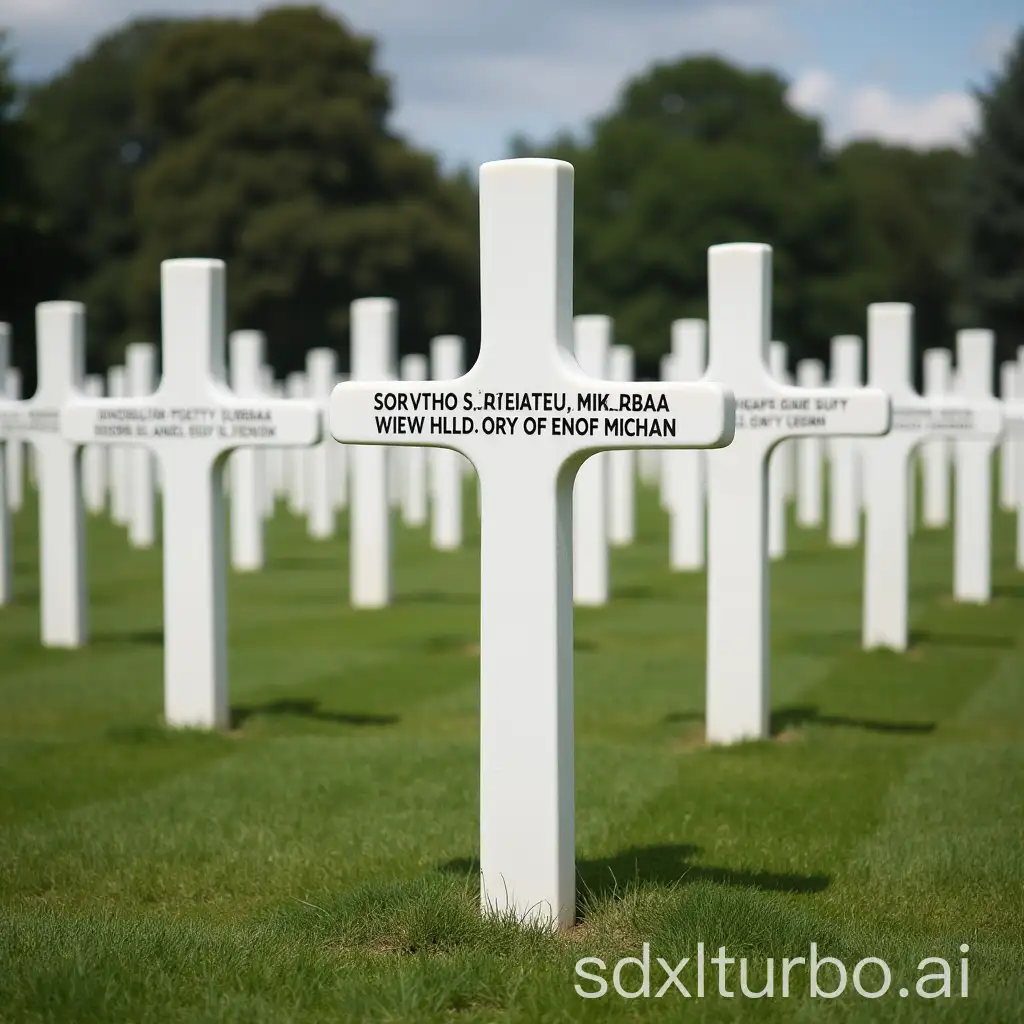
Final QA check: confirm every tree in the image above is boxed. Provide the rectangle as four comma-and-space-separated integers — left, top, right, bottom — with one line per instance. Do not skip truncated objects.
510, 57, 868, 373
129, 5, 479, 373
834, 141, 966, 362
23, 18, 175, 366
961, 29, 1024, 363
0, 31, 69, 379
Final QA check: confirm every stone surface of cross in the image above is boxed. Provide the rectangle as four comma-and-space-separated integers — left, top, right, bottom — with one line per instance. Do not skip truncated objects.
306, 347, 338, 541
230, 331, 269, 570
795, 359, 825, 526
703, 245, 890, 746
666, 320, 707, 571
106, 366, 130, 526
126, 342, 157, 548
1, 304, 88, 646
953, 329, 999, 604
921, 348, 952, 528
572, 316, 610, 606
62, 260, 321, 728
828, 335, 864, 546
767, 340, 789, 561
430, 335, 464, 551
861, 306, 1001, 651
81, 375, 108, 515
330, 158, 735, 930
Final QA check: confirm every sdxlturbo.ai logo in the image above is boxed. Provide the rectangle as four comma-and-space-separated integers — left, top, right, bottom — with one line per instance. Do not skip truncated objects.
574, 943, 970, 1000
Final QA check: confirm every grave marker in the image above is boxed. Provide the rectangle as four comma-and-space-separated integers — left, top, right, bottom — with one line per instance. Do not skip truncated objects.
330, 158, 734, 929
921, 348, 952, 528
4, 303, 88, 646
348, 298, 397, 608
430, 335, 464, 551
126, 342, 157, 548
828, 335, 864, 547
285, 372, 309, 516
666, 320, 706, 571
62, 260, 320, 727
795, 359, 824, 526
107, 366, 130, 526
862, 306, 1001, 650
767, 341, 789, 561
306, 347, 338, 541
704, 246, 889, 745
953, 329, 998, 604
230, 331, 268, 570
82, 375, 108, 514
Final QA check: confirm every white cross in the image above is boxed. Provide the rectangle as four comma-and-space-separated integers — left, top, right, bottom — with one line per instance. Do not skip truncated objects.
665, 320, 707, 571
703, 245, 890, 746
827, 335, 864, 547
4, 365, 24, 513
81, 374, 108, 515
953, 328, 1000, 604
330, 158, 734, 930
795, 359, 825, 527
62, 259, 321, 728
430, 335, 465, 551
284, 371, 309, 516
1, 303, 88, 646
862, 305, 1001, 651
920, 348, 952, 528
229, 331, 268, 570
767, 340, 789, 561
126, 342, 157, 548
306, 347, 338, 541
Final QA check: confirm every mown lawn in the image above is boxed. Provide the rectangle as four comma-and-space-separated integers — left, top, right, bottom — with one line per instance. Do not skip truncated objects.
0, 475, 1021, 1022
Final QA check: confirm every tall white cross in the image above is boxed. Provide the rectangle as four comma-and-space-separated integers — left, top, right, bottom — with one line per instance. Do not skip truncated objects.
330, 158, 734, 930
921, 347, 952, 528
229, 331, 268, 571
430, 335, 465, 551
306, 347, 338, 541
767, 340, 789, 561
2, 303, 89, 646
999, 359, 1017, 511
953, 328, 999, 604
704, 245, 890, 746
827, 335, 864, 547
81, 375, 108, 515
861, 306, 1002, 650
62, 259, 321, 728
126, 342, 157, 548
666, 320, 706, 571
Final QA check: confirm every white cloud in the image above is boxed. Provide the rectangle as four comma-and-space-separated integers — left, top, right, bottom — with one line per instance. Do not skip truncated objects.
788, 68, 978, 150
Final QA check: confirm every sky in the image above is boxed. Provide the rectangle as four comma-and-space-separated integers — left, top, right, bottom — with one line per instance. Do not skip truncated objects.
2, 0, 1021, 171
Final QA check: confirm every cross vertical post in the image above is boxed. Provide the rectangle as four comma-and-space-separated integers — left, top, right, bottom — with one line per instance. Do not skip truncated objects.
330, 158, 734, 928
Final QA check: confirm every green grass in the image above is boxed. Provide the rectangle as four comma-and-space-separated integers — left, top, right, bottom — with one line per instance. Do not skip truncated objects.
1, 480, 1022, 1022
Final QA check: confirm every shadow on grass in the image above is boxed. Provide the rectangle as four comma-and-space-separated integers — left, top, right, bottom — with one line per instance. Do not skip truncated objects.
230, 699, 399, 729
770, 705, 935, 735
909, 628, 1015, 650
93, 628, 164, 647
266, 555, 341, 572
993, 583, 1024, 601
440, 846, 829, 907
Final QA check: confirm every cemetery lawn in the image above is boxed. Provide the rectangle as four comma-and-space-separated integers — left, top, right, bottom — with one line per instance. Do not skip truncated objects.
1, 487, 1022, 1023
